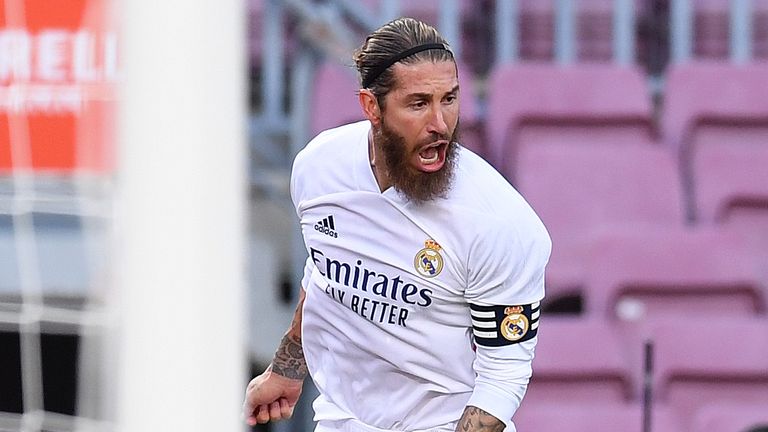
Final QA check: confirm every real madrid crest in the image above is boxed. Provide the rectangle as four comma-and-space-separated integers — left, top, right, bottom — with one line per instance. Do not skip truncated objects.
500, 306, 529, 342
414, 239, 444, 278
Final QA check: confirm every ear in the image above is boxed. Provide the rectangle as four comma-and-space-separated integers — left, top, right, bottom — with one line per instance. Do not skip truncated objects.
358, 89, 381, 127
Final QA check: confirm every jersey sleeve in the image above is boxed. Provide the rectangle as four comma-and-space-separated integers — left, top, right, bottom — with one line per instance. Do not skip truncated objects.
463, 220, 549, 428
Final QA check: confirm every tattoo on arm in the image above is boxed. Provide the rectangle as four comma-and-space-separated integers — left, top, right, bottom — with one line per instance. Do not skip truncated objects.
455, 406, 505, 432
270, 290, 308, 380
271, 334, 308, 379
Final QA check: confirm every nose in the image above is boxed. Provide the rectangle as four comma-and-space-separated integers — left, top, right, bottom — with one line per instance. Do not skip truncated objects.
426, 105, 449, 137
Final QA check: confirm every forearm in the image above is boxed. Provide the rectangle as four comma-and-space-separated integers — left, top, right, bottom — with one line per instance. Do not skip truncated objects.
455, 406, 505, 432
270, 289, 308, 380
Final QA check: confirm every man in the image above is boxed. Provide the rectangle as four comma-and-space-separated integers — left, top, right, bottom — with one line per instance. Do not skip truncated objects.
244, 17, 551, 432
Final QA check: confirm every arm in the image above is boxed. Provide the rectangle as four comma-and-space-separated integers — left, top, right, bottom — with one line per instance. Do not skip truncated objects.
243, 289, 308, 425
455, 406, 506, 432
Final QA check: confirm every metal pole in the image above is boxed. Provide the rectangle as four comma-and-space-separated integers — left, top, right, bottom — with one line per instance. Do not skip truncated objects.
642, 340, 654, 432
614, 0, 636, 65
730, 0, 753, 63
555, 0, 576, 64
263, 0, 286, 121
440, 0, 462, 59
670, 0, 693, 63
495, 0, 519, 64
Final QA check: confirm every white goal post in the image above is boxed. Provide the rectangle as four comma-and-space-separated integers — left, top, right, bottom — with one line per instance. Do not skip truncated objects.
113, 1, 248, 431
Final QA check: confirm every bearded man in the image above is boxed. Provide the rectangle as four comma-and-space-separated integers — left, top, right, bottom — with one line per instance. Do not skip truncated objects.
244, 17, 551, 432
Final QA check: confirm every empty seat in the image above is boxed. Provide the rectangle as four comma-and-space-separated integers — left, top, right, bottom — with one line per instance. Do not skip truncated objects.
691, 402, 768, 432
513, 402, 682, 432
485, 63, 653, 180
310, 62, 364, 136
662, 62, 768, 156
515, 141, 684, 303
687, 0, 768, 59
585, 226, 767, 320
650, 318, 768, 421
517, 0, 647, 62
524, 317, 636, 404
693, 132, 768, 222
663, 62, 768, 221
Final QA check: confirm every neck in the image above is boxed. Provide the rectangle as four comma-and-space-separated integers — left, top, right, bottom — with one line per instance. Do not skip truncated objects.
368, 128, 391, 192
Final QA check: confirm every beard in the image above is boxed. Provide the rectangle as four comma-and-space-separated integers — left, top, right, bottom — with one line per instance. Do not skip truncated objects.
375, 118, 460, 205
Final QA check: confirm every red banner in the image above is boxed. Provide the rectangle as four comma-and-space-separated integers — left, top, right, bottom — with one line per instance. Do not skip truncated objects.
0, 0, 116, 172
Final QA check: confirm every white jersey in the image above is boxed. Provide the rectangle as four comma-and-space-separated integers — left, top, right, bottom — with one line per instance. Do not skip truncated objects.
291, 121, 551, 432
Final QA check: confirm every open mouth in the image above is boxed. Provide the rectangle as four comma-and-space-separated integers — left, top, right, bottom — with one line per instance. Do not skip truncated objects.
416, 140, 448, 172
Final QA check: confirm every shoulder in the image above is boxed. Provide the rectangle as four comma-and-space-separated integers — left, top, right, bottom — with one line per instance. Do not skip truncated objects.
290, 121, 369, 208
450, 147, 539, 222
294, 120, 369, 171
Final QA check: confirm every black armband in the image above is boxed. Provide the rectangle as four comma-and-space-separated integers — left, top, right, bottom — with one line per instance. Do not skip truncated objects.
470, 302, 540, 347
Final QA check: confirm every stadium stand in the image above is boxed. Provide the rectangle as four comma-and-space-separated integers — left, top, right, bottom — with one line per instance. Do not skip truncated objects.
690, 0, 768, 59
691, 402, 768, 432
516, 0, 647, 62
649, 318, 768, 425
514, 141, 684, 308
584, 226, 768, 320
513, 402, 682, 432
661, 61, 768, 218
522, 317, 637, 405
484, 63, 654, 181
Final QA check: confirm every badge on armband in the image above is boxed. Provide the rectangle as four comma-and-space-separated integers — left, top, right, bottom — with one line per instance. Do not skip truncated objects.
469, 302, 540, 347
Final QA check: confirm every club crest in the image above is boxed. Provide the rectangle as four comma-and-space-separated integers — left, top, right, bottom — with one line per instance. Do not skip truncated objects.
414, 239, 444, 278
500, 310, 530, 342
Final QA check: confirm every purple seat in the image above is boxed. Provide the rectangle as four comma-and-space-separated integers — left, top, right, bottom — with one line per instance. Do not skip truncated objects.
515, 141, 684, 301
513, 402, 682, 432
663, 62, 768, 226
310, 62, 364, 136
686, 0, 768, 59
585, 226, 767, 320
517, 0, 647, 62
693, 133, 768, 224
524, 317, 636, 404
691, 403, 768, 432
485, 63, 653, 180
662, 62, 768, 156
650, 318, 768, 422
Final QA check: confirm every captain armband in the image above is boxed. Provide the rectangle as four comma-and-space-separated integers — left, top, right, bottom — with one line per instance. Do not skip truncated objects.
470, 302, 540, 347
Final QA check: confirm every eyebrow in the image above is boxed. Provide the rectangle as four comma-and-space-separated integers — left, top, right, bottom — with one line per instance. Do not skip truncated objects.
404, 84, 460, 101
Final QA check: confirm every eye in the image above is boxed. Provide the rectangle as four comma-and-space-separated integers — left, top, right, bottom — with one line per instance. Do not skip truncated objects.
411, 100, 428, 110
444, 94, 457, 104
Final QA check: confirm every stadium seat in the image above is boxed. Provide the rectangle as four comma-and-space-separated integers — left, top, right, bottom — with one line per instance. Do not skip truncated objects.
523, 317, 637, 404
309, 61, 484, 155
513, 402, 682, 432
662, 61, 768, 220
691, 402, 768, 432
584, 226, 767, 320
692, 142, 768, 287
649, 318, 768, 422
515, 141, 684, 304
517, 0, 647, 62
310, 62, 364, 136
485, 63, 653, 180
662, 62, 768, 156
687, 0, 768, 59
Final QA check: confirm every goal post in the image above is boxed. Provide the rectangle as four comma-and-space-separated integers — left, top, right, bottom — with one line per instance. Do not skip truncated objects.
113, 1, 248, 431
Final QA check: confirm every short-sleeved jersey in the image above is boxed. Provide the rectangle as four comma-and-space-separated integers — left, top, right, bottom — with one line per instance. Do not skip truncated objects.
291, 121, 551, 431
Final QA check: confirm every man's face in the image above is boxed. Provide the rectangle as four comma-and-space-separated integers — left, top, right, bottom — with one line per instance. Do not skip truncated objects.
375, 60, 461, 203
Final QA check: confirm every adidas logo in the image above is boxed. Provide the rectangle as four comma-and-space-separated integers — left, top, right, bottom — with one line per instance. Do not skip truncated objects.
314, 215, 338, 238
